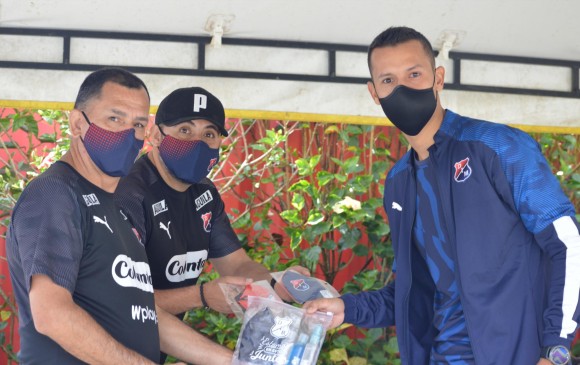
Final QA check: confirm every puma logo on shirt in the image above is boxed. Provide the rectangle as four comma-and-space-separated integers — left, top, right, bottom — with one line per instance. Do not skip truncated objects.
160, 221, 171, 239
93, 215, 113, 233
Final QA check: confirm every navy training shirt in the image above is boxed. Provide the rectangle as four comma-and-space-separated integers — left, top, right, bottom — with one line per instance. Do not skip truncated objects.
7, 161, 160, 364
115, 155, 242, 291
413, 156, 475, 365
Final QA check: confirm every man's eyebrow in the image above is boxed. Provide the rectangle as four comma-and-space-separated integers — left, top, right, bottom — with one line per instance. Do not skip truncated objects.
376, 64, 424, 78
406, 64, 423, 71
111, 108, 127, 117
204, 124, 219, 132
111, 108, 149, 122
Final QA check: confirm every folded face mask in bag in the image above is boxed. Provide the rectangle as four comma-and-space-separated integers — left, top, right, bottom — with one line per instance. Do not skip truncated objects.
233, 297, 303, 365
232, 297, 332, 365
273, 270, 340, 304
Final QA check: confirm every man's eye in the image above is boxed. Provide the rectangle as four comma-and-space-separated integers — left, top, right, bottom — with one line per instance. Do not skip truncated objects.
382, 78, 392, 84
134, 122, 145, 129
109, 116, 120, 122
410, 72, 420, 78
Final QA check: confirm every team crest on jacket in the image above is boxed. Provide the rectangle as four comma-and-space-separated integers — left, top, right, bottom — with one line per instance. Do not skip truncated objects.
201, 212, 212, 232
453, 157, 472, 182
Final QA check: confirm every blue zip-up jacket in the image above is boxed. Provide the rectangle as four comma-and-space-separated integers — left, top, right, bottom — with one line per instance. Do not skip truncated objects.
342, 110, 580, 364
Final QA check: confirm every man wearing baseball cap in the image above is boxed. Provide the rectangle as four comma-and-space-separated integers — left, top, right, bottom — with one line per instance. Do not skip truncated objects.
115, 87, 307, 358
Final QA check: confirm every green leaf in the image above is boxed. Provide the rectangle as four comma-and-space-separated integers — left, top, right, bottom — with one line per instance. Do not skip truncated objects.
0, 117, 11, 130
295, 158, 312, 175
231, 211, 251, 229
331, 334, 353, 348
291, 193, 305, 210
353, 244, 369, 256
280, 209, 302, 225
1, 310, 12, 321
338, 227, 362, 250
334, 173, 348, 182
38, 133, 57, 143
332, 214, 347, 228
309, 154, 321, 168
343, 156, 364, 174
321, 239, 337, 250
25, 118, 39, 137
350, 175, 373, 192
306, 211, 324, 225
345, 125, 363, 135
288, 229, 303, 251
249, 143, 267, 151
316, 170, 334, 186
303, 246, 322, 263
12, 117, 26, 131
386, 336, 399, 355
324, 125, 339, 134
289, 180, 311, 192
308, 220, 332, 237
329, 348, 349, 363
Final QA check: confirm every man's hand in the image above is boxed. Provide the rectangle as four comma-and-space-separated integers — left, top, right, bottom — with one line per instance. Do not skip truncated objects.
303, 298, 345, 329
202, 276, 251, 313
273, 265, 311, 302
536, 359, 552, 365
286, 265, 310, 276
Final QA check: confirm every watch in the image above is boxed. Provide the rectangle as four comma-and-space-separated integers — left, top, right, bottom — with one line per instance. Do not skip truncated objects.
542, 346, 571, 365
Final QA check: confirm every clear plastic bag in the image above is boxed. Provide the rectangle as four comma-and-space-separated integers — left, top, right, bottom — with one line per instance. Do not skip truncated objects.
219, 280, 282, 319
271, 270, 340, 304
232, 297, 333, 365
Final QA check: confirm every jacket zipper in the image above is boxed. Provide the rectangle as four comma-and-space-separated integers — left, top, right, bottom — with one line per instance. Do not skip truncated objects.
402, 166, 415, 363
429, 147, 479, 365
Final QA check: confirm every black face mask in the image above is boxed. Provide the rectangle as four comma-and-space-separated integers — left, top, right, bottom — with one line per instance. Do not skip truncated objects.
376, 80, 437, 136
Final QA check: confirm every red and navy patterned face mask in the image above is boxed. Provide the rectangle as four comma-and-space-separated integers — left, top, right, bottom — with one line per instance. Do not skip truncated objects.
158, 135, 219, 184
81, 111, 144, 177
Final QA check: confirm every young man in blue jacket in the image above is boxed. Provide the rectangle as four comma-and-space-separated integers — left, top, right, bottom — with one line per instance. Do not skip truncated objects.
305, 26, 580, 365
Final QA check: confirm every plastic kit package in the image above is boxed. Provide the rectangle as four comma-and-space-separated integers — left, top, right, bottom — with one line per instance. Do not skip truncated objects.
220, 280, 282, 319
271, 270, 340, 304
232, 297, 332, 365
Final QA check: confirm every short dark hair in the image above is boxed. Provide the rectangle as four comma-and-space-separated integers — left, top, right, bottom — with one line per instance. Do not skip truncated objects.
74, 68, 150, 109
367, 26, 435, 75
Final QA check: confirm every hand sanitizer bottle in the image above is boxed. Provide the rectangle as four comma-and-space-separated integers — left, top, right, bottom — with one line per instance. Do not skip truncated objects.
286, 333, 309, 365
299, 325, 323, 365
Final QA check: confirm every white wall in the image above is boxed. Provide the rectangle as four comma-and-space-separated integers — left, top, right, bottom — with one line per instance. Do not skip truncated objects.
1, 34, 578, 130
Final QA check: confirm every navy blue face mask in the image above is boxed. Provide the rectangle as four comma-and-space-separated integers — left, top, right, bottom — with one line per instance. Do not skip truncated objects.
81, 112, 144, 177
158, 134, 219, 184
376, 77, 437, 136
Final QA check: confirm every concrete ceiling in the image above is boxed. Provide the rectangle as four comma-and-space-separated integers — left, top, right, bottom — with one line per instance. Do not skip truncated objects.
1, 0, 579, 61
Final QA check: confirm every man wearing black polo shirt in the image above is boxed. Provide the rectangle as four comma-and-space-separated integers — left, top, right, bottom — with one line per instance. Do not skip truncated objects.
116, 87, 305, 321
7, 69, 232, 364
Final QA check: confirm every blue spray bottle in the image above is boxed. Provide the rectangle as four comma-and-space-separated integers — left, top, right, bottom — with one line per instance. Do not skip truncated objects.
299, 324, 323, 365
286, 333, 309, 365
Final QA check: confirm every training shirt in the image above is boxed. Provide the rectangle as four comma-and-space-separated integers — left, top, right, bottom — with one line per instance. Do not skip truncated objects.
7, 161, 160, 364
115, 155, 241, 290
413, 156, 474, 365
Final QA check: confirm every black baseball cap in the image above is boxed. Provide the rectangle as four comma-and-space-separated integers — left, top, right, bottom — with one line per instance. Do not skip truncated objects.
155, 87, 228, 136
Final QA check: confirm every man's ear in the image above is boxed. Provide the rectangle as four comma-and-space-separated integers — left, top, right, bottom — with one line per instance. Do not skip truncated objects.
69, 109, 85, 137
148, 124, 162, 147
367, 81, 381, 105
434, 66, 446, 92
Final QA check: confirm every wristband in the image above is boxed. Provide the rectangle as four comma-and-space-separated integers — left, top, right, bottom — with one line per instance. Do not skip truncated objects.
199, 282, 210, 310
270, 277, 277, 289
